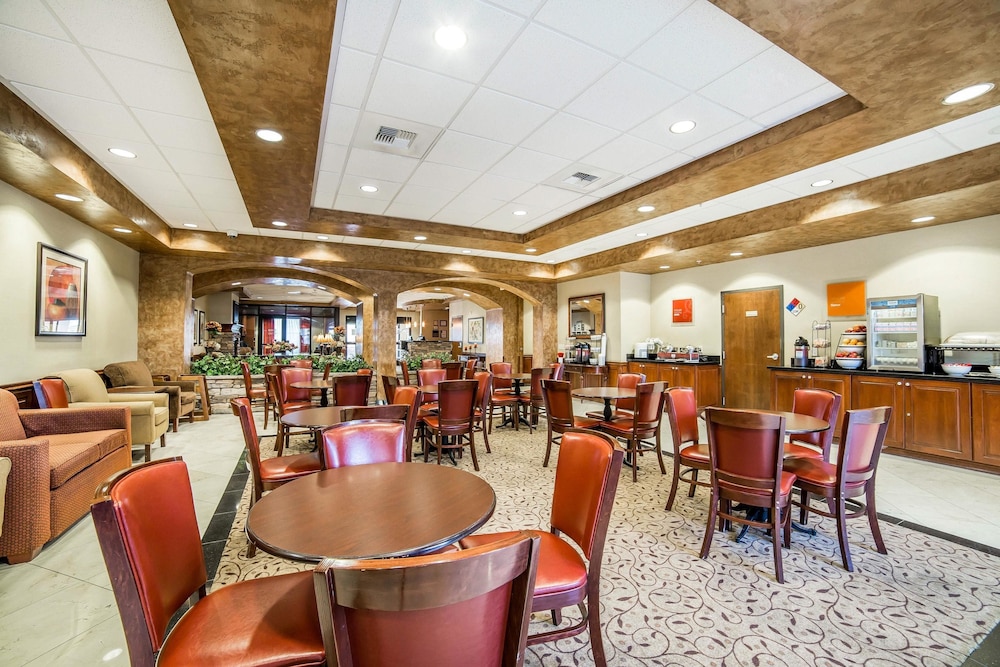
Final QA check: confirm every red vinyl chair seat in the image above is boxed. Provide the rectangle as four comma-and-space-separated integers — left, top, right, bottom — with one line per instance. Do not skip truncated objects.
783, 442, 824, 459
678, 443, 710, 464
258, 452, 322, 482
462, 529, 587, 600
783, 457, 867, 494
157, 570, 325, 666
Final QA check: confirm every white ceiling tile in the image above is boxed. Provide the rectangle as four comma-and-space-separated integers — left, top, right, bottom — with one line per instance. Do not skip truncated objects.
155, 205, 210, 226
934, 105, 1000, 151
631, 94, 744, 151
521, 112, 619, 161
0, 27, 118, 102
384, 200, 446, 220
0, 3, 68, 40
130, 182, 199, 210
179, 174, 246, 213
714, 184, 797, 212
699, 46, 832, 119
103, 162, 184, 194
381, 239, 420, 250
513, 184, 581, 209
450, 88, 555, 145
204, 209, 253, 230
462, 173, 534, 201
257, 228, 305, 240
319, 143, 349, 174
315, 171, 342, 194
683, 119, 764, 158
48, 0, 193, 71
341, 236, 385, 247
588, 175, 641, 199
335, 194, 389, 215
566, 63, 687, 132
484, 24, 616, 109
160, 146, 235, 180
628, 1, 770, 90
674, 200, 744, 223
330, 48, 376, 107
68, 132, 173, 172
367, 59, 474, 127
583, 134, 665, 175
839, 135, 962, 179
434, 192, 506, 222
86, 49, 212, 119
485, 0, 543, 17
312, 189, 337, 209
408, 162, 480, 191
753, 82, 845, 127
476, 204, 541, 229
534, 0, 687, 58
769, 164, 870, 197
339, 0, 397, 54
344, 148, 420, 181
339, 174, 402, 201
391, 184, 455, 209
132, 108, 226, 154
489, 147, 570, 182
424, 131, 512, 171
628, 151, 692, 181
322, 104, 361, 145
383, 0, 524, 83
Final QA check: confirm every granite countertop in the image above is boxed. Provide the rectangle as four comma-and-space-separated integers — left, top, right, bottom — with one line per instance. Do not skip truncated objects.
769, 365, 1000, 383
625, 355, 721, 365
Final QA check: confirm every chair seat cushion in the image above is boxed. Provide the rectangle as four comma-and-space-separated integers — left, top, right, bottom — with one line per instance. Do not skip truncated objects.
783, 442, 823, 459
571, 417, 603, 430
154, 406, 169, 426
491, 393, 519, 404
460, 530, 587, 601
678, 443, 709, 464
157, 570, 325, 666
282, 401, 313, 414
179, 392, 197, 406
48, 440, 101, 488
783, 457, 837, 487
259, 452, 321, 483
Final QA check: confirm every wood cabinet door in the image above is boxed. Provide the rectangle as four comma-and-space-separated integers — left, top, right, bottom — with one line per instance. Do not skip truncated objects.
628, 361, 656, 382
771, 370, 808, 412
972, 382, 1000, 466
852, 376, 906, 448
696, 365, 721, 408
810, 373, 851, 435
904, 379, 971, 460
671, 365, 695, 389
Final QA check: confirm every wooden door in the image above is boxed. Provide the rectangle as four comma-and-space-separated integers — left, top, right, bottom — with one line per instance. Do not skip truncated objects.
722, 287, 783, 409
972, 382, 1000, 466
852, 375, 906, 448
905, 379, 971, 460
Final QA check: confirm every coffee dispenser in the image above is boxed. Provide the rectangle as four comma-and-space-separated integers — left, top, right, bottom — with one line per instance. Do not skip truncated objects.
791, 336, 811, 367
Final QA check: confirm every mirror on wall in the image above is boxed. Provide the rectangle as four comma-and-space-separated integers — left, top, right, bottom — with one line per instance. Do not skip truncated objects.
569, 294, 604, 336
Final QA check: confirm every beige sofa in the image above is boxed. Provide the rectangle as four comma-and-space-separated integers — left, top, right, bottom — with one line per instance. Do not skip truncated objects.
103, 360, 197, 432
56, 369, 169, 461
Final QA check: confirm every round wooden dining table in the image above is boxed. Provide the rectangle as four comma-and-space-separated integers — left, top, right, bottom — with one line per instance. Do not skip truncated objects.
279, 405, 355, 430
699, 407, 829, 435
246, 462, 496, 561
571, 386, 636, 421
290, 373, 357, 407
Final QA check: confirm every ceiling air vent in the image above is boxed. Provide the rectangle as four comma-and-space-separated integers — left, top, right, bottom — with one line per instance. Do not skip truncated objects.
373, 125, 416, 150
545, 163, 622, 193
563, 171, 600, 187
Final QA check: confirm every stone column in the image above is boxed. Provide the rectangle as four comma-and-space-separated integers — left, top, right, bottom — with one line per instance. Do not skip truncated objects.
372, 290, 398, 402
138, 255, 193, 379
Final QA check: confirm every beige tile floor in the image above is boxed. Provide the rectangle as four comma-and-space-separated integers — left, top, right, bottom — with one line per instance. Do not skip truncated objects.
0, 405, 997, 665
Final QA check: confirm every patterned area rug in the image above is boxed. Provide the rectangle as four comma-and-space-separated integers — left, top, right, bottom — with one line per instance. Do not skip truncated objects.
215, 426, 1000, 666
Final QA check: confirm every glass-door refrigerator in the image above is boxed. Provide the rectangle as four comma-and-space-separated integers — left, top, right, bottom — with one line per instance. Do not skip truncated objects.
866, 294, 940, 372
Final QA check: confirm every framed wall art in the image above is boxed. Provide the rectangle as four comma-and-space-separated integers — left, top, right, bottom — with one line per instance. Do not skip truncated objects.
468, 316, 484, 344
36, 243, 88, 336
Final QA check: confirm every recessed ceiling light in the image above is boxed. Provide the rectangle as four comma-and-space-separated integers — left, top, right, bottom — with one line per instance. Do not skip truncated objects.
942, 83, 994, 105
463, 293, 470, 297
462, 249, 472, 254
669, 120, 696, 134
635, 232, 648, 238
637, 205, 655, 213
288, 290, 301, 295
414, 235, 427, 241
318, 286, 327, 290
183, 223, 198, 228
659, 265, 670, 270
271, 220, 288, 227
113, 227, 132, 233
525, 248, 537, 253
911, 215, 936, 223
547, 259, 555, 264
512, 210, 527, 216
108, 147, 136, 158
255, 129, 283, 142
359, 185, 378, 193
317, 235, 329, 240
434, 287, 441, 291
811, 179, 833, 187
434, 25, 467, 50
55, 193, 83, 202
730, 251, 743, 257
231, 282, 241, 286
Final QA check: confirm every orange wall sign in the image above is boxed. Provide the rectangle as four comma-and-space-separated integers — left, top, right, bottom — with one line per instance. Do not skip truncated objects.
827, 280, 866, 317
672, 298, 693, 323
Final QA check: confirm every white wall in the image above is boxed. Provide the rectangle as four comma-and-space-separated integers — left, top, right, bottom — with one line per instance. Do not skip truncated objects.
448, 299, 487, 348
0, 180, 140, 383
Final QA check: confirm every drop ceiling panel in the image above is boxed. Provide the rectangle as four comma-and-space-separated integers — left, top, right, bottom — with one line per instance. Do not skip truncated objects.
631, 94, 745, 151
423, 130, 512, 172
68, 132, 173, 172
583, 134, 667, 176
512, 184, 582, 209
461, 173, 534, 201
0, 3, 69, 39
319, 143, 349, 173
449, 88, 555, 145
534, 0, 686, 58
521, 112, 620, 162
205, 210, 254, 231
322, 104, 361, 145
488, 147, 569, 182
335, 194, 389, 215
566, 62, 687, 132
408, 162, 480, 191
432, 191, 506, 223
106, 162, 185, 193
845, 135, 963, 179
330, 48, 376, 107
627, 151, 692, 182
682, 118, 763, 158
385, 199, 447, 219
0, 26, 118, 102
933, 106, 1000, 151
392, 183, 456, 209
131, 108, 226, 154
315, 171, 342, 194
339, 0, 397, 54
160, 146, 236, 180
769, 164, 870, 197
154, 205, 210, 226
86, 50, 211, 119
344, 148, 420, 182
366, 59, 474, 127
753, 81, 844, 127
339, 174, 402, 200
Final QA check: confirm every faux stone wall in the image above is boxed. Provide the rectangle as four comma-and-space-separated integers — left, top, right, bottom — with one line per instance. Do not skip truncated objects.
205, 375, 245, 414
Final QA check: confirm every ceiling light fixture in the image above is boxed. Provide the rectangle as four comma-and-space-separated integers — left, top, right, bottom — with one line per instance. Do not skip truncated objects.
911, 215, 936, 223
288, 290, 302, 295
271, 220, 288, 227
359, 185, 378, 193
637, 205, 655, 213
942, 83, 994, 105
317, 235, 329, 240
669, 120, 696, 134
636, 232, 648, 237
183, 223, 198, 228
113, 227, 132, 233
434, 25, 467, 50
414, 235, 427, 241
462, 249, 472, 254
232, 282, 241, 286
55, 193, 83, 202
547, 259, 555, 264
463, 293, 469, 297
811, 179, 833, 187
434, 287, 441, 291
659, 265, 670, 270
730, 251, 743, 257
108, 147, 136, 158
512, 210, 527, 216
255, 129, 283, 142
525, 248, 537, 253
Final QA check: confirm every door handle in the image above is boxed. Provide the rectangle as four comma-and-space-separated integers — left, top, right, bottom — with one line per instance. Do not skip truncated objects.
766, 353, 779, 360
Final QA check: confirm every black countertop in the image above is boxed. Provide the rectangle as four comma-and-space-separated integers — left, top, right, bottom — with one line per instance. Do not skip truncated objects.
625, 355, 720, 365
769, 365, 1000, 383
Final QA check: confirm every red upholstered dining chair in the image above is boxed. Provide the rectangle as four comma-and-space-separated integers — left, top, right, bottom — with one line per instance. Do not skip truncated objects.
399, 361, 413, 386
548, 362, 564, 381
91, 458, 324, 667
380, 374, 399, 403
585, 372, 644, 421
417, 367, 447, 411
240, 361, 271, 428
461, 429, 624, 667
519, 366, 553, 434
700, 408, 795, 583
420, 379, 480, 470
269, 368, 314, 455
600, 381, 669, 482
231, 398, 321, 557
463, 357, 478, 378
443, 360, 463, 380
338, 404, 409, 423
540, 379, 601, 467
785, 388, 842, 460
490, 362, 513, 392
783, 406, 892, 571
320, 420, 408, 469
314, 532, 540, 667
32, 378, 69, 408
333, 374, 371, 406
290, 358, 312, 369
663, 387, 711, 510
391, 385, 424, 461
421, 358, 442, 369
470, 370, 494, 454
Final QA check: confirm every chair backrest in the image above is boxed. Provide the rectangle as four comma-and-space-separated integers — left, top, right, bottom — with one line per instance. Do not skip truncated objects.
420, 358, 442, 369
0, 389, 27, 440
417, 368, 447, 388
391, 385, 424, 460
528, 367, 552, 401
550, 429, 624, 561
56, 368, 111, 402
381, 374, 400, 403
435, 380, 478, 429
836, 406, 892, 492
628, 381, 668, 435
541, 379, 574, 431
704, 408, 787, 508
265, 373, 285, 417
442, 361, 463, 380
357, 368, 373, 377
549, 363, 565, 381
615, 373, 645, 411
240, 361, 256, 395
104, 360, 156, 388
322, 363, 332, 381
664, 386, 699, 452
231, 398, 266, 500
280, 367, 313, 403
320, 420, 407, 469
33, 378, 69, 409
464, 358, 478, 378
791, 388, 843, 459
399, 362, 412, 385
314, 532, 539, 667
339, 404, 409, 423
290, 359, 312, 369
334, 374, 371, 406
473, 371, 493, 412
91, 458, 207, 661
490, 362, 513, 390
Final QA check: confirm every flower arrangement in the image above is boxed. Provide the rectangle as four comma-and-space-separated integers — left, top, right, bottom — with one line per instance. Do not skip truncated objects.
644, 337, 663, 347
271, 340, 295, 353
205, 320, 223, 337
332, 325, 347, 353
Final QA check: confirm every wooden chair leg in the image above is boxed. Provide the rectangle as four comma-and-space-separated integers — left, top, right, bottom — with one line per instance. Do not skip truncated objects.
468, 432, 479, 472
798, 488, 810, 524
836, 495, 853, 572
160, 434, 166, 447
543, 433, 554, 467
866, 485, 888, 555
700, 492, 718, 559
172, 418, 179, 433
664, 455, 681, 511
630, 438, 638, 482
771, 510, 785, 584
654, 435, 666, 475
144, 443, 151, 462
586, 593, 608, 667
687, 469, 699, 497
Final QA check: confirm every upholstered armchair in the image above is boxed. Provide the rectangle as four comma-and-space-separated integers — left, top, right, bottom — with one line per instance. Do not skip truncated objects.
104, 360, 197, 432
56, 369, 169, 460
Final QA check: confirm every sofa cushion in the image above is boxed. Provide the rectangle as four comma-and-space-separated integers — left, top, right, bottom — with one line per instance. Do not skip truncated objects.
154, 406, 169, 426
104, 361, 154, 388
180, 392, 196, 406
49, 440, 102, 489
0, 390, 26, 441
43, 429, 129, 460
57, 369, 111, 403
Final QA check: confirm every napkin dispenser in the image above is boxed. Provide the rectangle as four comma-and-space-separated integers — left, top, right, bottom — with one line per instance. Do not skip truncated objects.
634, 342, 649, 358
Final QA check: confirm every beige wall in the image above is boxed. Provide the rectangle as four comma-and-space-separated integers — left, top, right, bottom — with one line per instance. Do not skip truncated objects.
0, 180, 139, 384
